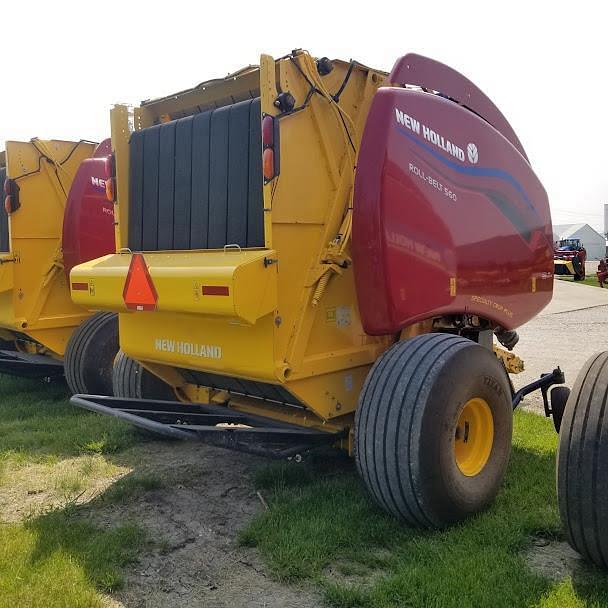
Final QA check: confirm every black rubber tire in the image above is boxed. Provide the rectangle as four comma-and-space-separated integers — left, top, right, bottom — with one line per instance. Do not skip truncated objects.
550, 386, 571, 433
355, 333, 513, 528
572, 257, 585, 281
64, 312, 119, 395
557, 351, 608, 568
112, 350, 176, 400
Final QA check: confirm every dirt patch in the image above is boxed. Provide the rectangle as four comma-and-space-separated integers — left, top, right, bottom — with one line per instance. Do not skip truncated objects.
524, 536, 584, 581
0, 454, 128, 522
87, 440, 321, 608
323, 561, 384, 590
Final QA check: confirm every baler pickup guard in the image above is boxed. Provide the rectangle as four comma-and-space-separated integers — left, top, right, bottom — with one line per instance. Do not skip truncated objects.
71, 367, 565, 459
71, 394, 347, 459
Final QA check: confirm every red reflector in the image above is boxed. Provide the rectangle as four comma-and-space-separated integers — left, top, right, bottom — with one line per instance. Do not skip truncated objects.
3, 179, 20, 213
71, 282, 88, 291
202, 285, 229, 296
123, 253, 158, 311
262, 115, 274, 147
263, 148, 275, 181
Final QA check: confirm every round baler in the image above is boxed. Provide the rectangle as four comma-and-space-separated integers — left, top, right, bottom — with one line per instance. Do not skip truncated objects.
0, 138, 119, 393
69, 50, 565, 528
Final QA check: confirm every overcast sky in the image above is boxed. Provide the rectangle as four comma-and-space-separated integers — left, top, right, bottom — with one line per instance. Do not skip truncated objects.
1, 1, 604, 230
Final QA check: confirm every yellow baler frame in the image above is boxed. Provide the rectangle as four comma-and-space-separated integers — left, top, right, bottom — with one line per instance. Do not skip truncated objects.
554, 259, 576, 276
0, 139, 96, 356
71, 51, 395, 439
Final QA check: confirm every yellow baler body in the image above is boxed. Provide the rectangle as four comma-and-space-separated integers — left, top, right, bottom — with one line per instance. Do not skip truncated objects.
0, 140, 95, 356
71, 52, 391, 431
554, 259, 576, 276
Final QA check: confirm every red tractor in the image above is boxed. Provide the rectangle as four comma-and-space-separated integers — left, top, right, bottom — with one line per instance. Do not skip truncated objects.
554, 238, 586, 281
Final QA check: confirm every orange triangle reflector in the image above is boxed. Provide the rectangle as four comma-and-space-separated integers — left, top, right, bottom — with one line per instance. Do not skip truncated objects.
123, 253, 158, 311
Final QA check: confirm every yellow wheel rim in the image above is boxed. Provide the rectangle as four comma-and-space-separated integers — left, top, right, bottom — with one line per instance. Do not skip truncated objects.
454, 397, 494, 477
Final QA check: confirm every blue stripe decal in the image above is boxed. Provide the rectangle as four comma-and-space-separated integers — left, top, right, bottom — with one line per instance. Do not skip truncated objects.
395, 126, 535, 212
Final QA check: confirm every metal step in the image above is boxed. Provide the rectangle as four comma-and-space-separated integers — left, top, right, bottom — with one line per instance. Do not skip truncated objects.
70, 394, 346, 459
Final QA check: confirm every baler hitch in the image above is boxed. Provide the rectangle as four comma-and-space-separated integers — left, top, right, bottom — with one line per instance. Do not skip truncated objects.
511, 367, 566, 412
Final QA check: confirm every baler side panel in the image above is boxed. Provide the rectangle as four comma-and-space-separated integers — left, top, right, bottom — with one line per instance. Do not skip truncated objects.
353, 88, 553, 335
1, 140, 96, 354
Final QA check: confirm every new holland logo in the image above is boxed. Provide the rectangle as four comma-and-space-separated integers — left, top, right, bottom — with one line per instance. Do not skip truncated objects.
394, 108, 479, 165
467, 143, 479, 164
90, 176, 106, 190
154, 338, 222, 359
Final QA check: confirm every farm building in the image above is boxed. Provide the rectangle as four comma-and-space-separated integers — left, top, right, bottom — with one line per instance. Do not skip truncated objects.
552, 223, 606, 260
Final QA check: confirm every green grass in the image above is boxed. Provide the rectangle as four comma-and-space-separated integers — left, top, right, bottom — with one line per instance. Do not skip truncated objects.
0, 510, 145, 606
0, 374, 146, 607
241, 412, 608, 607
0, 375, 137, 463
556, 276, 603, 288
4, 373, 608, 606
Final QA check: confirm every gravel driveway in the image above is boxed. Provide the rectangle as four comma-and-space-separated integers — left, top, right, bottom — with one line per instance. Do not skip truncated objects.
514, 279, 608, 412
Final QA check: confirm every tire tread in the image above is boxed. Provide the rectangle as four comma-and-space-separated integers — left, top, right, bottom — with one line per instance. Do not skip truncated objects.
355, 333, 484, 528
558, 351, 608, 568
64, 312, 117, 394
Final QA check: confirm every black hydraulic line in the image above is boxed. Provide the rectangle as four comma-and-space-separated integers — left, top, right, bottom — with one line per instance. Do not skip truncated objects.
11, 139, 96, 193
288, 55, 318, 91
281, 56, 318, 117
286, 86, 317, 115
332, 61, 354, 102
11, 155, 45, 182
58, 139, 98, 166
335, 109, 356, 153
28, 140, 67, 196
283, 54, 356, 153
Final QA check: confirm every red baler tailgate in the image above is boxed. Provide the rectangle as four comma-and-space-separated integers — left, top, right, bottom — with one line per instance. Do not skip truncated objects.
352, 87, 553, 335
